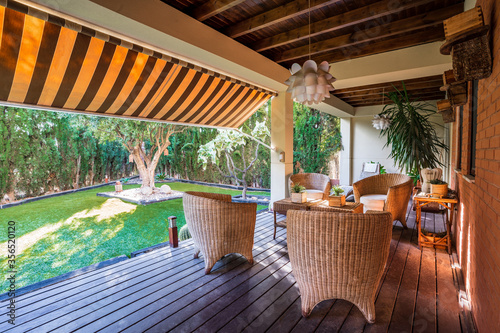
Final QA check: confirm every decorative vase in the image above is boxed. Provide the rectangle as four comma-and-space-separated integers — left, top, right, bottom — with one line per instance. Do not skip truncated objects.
421, 168, 443, 193
430, 184, 448, 198
291, 192, 307, 203
115, 181, 123, 192
329, 195, 346, 207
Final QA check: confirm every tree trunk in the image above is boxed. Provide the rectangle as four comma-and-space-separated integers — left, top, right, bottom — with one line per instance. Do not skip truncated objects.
74, 155, 81, 189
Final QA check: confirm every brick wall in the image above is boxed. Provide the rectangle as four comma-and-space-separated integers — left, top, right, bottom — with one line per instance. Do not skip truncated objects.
451, 1, 500, 331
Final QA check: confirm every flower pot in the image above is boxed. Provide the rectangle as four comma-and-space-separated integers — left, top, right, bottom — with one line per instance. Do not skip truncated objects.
329, 195, 346, 207
430, 184, 448, 198
291, 192, 307, 203
115, 181, 123, 192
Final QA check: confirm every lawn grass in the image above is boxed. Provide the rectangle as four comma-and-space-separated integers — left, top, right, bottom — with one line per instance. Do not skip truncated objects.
0, 182, 269, 291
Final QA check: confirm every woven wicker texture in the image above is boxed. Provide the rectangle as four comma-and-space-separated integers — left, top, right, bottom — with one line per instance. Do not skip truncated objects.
183, 191, 257, 274
288, 173, 331, 199
310, 202, 363, 214
287, 210, 393, 323
353, 173, 413, 228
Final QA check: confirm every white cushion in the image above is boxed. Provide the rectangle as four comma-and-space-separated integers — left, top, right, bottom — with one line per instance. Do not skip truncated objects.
360, 194, 387, 213
305, 189, 323, 200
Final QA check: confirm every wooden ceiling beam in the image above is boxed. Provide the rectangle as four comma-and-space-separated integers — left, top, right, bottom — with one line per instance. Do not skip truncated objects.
224, 0, 342, 38
302, 27, 445, 65
334, 81, 443, 98
251, 0, 441, 52
193, 0, 247, 21
275, 3, 462, 63
339, 90, 444, 103
333, 75, 442, 94
347, 94, 444, 106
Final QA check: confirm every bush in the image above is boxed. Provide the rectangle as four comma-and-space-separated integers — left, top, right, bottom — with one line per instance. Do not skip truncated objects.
179, 224, 191, 241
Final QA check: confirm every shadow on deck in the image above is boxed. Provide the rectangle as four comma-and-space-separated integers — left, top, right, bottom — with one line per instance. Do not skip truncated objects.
1, 205, 475, 332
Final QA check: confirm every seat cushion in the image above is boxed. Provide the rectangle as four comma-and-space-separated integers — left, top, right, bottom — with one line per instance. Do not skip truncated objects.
305, 189, 324, 200
360, 194, 387, 213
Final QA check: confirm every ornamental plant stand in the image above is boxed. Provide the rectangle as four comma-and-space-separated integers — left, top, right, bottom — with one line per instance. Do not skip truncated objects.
414, 194, 458, 254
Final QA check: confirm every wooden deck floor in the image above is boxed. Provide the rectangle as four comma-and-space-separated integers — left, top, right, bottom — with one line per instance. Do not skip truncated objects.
1, 206, 474, 332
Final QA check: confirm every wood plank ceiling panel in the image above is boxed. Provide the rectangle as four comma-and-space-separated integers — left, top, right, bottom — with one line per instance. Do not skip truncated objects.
332, 75, 445, 107
160, 0, 464, 66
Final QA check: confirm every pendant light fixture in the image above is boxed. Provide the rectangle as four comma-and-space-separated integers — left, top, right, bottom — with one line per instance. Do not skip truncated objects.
284, 0, 336, 105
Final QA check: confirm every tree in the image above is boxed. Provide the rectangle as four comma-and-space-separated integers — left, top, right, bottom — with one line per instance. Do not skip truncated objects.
198, 121, 270, 198
293, 103, 342, 174
91, 117, 184, 189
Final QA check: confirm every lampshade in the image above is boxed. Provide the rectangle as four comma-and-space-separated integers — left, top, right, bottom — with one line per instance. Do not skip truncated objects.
285, 60, 336, 105
372, 114, 391, 130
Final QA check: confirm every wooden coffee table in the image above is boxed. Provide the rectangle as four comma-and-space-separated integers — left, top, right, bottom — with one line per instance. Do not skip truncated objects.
272, 198, 363, 239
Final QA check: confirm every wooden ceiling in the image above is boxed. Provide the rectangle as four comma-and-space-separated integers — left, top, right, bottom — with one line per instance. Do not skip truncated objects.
160, 0, 463, 106
333, 75, 445, 107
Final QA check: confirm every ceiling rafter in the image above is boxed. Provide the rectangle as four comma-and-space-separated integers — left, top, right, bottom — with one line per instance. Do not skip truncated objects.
250, 0, 439, 52
332, 75, 445, 107
192, 0, 246, 21
274, 3, 463, 63
224, 0, 342, 38
300, 26, 445, 66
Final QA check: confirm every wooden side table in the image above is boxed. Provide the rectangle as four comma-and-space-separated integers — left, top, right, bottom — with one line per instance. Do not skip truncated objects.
272, 199, 363, 239
311, 201, 363, 214
414, 194, 458, 254
272, 198, 322, 239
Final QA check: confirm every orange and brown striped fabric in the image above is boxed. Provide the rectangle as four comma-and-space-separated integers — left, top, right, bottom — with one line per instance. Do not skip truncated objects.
0, 0, 275, 128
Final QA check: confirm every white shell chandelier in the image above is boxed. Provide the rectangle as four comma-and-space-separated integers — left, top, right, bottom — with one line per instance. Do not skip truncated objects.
372, 114, 392, 130
285, 60, 336, 105
284, 0, 336, 105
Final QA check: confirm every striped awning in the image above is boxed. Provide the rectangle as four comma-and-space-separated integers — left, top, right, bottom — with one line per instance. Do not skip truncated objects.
0, 0, 276, 128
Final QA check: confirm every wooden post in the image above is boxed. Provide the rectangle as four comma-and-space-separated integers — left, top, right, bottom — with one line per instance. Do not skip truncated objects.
168, 216, 178, 248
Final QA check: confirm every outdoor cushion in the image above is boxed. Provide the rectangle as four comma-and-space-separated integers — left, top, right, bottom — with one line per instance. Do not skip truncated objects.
305, 189, 324, 200
360, 194, 387, 213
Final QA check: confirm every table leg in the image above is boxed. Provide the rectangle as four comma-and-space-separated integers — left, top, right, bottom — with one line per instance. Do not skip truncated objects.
447, 203, 454, 254
273, 210, 277, 240
416, 203, 422, 250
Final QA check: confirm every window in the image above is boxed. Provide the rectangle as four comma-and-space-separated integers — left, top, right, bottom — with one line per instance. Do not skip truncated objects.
470, 80, 478, 176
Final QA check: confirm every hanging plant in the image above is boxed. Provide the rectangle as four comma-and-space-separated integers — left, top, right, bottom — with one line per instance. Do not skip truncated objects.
379, 85, 448, 183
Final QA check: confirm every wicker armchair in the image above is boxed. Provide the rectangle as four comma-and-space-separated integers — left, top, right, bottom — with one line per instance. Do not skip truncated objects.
353, 173, 413, 228
288, 173, 331, 200
287, 210, 393, 323
183, 191, 257, 274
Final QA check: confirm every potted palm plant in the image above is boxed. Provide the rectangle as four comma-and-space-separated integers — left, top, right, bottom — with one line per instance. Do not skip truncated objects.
377, 85, 448, 184
290, 183, 306, 203
329, 186, 345, 207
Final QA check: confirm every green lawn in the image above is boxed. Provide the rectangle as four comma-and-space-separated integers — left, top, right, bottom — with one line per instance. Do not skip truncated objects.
0, 182, 268, 291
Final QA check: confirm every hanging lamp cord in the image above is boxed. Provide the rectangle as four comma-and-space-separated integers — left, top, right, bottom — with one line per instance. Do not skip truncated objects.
308, 0, 311, 60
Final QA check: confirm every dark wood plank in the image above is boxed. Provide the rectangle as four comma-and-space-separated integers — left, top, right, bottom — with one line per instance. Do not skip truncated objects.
436, 250, 462, 333
289, 299, 334, 333
193, 0, 247, 21
251, 0, 439, 52
413, 248, 437, 333
265, 297, 303, 332
241, 283, 300, 332
303, 27, 445, 66
8, 217, 282, 332
225, 0, 343, 38
215, 270, 297, 332
275, 3, 462, 63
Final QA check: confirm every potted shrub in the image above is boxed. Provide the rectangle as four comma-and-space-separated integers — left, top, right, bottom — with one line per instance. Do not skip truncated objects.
290, 183, 306, 203
429, 179, 448, 198
329, 186, 345, 207
377, 85, 448, 185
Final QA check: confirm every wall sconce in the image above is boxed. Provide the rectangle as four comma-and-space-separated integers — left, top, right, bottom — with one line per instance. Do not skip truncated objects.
279, 151, 285, 162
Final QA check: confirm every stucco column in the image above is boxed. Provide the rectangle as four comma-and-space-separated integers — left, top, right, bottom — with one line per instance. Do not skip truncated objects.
270, 92, 293, 203
339, 117, 353, 185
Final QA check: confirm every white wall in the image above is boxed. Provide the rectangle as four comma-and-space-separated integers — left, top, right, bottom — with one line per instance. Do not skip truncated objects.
340, 110, 448, 184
